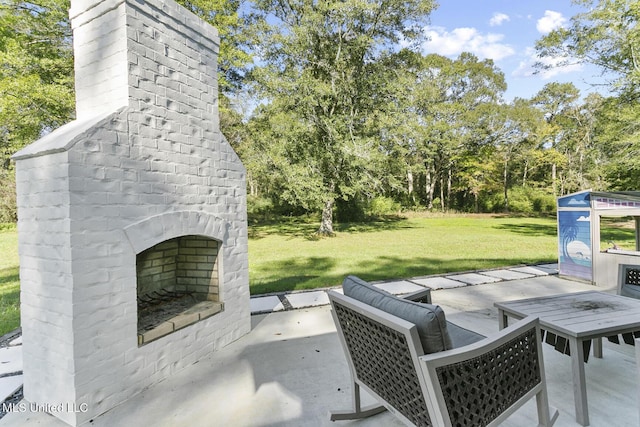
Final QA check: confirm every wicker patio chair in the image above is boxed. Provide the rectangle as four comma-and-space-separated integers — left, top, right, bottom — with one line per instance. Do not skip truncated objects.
607, 264, 640, 345
619, 263, 640, 300
328, 276, 559, 427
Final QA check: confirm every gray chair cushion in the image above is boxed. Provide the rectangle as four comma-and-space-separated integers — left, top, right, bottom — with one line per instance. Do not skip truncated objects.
342, 275, 452, 354
446, 321, 485, 348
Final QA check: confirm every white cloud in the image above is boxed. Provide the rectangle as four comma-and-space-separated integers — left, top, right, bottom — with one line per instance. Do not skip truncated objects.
421, 26, 515, 61
489, 13, 510, 27
535, 55, 583, 78
512, 47, 583, 79
536, 10, 567, 34
567, 198, 587, 206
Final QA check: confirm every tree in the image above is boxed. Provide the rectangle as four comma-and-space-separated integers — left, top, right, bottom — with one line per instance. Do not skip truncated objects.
535, 0, 640, 98
596, 95, 640, 189
0, 0, 74, 168
0, 0, 74, 221
535, 1, 640, 192
374, 49, 437, 208
480, 99, 542, 211
249, 0, 436, 234
531, 82, 606, 195
0, 0, 251, 167
531, 82, 581, 195
415, 53, 506, 210
175, 0, 252, 101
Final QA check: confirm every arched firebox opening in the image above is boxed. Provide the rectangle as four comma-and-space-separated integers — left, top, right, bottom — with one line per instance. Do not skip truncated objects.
137, 234, 224, 345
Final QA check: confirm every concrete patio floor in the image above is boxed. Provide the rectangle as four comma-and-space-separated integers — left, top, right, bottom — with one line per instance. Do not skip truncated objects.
1, 273, 638, 426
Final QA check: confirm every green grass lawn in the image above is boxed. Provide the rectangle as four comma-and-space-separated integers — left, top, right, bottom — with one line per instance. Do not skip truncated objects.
599, 216, 638, 250
0, 224, 19, 336
249, 213, 559, 294
0, 214, 561, 334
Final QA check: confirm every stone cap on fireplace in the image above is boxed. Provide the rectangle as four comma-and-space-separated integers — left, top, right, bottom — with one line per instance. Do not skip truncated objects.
12, 109, 123, 160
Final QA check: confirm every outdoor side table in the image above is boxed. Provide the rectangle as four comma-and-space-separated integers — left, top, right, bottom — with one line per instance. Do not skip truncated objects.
495, 290, 640, 427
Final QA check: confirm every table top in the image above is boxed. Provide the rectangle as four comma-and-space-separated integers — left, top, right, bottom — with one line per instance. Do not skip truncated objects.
494, 291, 640, 338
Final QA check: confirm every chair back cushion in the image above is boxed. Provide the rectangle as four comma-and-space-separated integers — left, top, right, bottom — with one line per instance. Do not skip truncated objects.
342, 275, 452, 354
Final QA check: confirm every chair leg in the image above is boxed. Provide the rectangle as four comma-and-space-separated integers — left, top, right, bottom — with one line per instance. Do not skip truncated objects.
330, 382, 386, 421
635, 338, 640, 427
535, 389, 559, 427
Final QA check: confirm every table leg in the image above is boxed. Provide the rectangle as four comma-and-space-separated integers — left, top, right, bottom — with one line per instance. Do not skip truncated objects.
498, 309, 508, 330
569, 337, 589, 426
593, 337, 603, 359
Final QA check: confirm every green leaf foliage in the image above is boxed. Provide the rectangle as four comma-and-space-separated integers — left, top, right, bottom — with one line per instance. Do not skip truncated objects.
248, 0, 437, 232
0, 0, 75, 166
596, 97, 640, 189
535, 0, 640, 99
176, 0, 252, 92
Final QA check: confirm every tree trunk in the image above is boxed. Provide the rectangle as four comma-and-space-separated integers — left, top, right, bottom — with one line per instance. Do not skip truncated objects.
503, 158, 509, 212
407, 170, 414, 203
248, 173, 257, 196
425, 170, 435, 209
446, 167, 452, 210
552, 163, 557, 197
318, 198, 335, 236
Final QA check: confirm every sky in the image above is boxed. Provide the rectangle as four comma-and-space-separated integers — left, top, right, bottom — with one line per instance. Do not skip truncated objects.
419, 0, 607, 102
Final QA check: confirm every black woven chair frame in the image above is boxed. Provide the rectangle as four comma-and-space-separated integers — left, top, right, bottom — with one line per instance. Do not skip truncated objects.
433, 328, 540, 426
332, 302, 432, 426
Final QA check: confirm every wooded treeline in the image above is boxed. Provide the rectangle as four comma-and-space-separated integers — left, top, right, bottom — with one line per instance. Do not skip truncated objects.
1, 0, 639, 233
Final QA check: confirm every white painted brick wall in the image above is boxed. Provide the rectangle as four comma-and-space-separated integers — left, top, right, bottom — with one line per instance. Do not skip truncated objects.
15, 152, 78, 425
71, 0, 129, 120
13, 0, 249, 425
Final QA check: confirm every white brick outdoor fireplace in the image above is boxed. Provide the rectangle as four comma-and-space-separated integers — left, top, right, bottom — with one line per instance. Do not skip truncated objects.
11, 0, 250, 425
